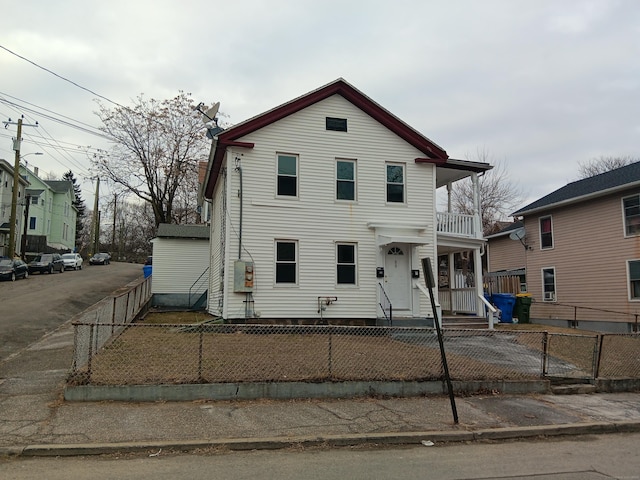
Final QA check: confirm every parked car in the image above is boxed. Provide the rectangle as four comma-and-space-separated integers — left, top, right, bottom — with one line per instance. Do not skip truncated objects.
61, 253, 83, 270
89, 253, 111, 265
28, 253, 65, 274
0, 258, 29, 281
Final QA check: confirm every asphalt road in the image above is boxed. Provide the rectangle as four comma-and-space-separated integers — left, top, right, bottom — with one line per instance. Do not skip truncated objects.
0, 261, 144, 361
1, 432, 640, 479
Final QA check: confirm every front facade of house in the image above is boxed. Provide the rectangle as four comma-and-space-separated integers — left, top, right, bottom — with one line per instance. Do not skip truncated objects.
203, 79, 491, 323
0, 159, 29, 257
487, 162, 640, 332
19, 166, 77, 254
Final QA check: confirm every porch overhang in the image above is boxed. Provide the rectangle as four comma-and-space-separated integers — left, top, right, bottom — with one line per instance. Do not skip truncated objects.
377, 235, 430, 247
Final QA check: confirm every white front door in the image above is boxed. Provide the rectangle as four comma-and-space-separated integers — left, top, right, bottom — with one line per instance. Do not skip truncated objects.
384, 243, 411, 311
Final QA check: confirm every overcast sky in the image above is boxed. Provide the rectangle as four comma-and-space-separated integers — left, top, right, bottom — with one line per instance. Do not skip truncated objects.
1, 0, 639, 213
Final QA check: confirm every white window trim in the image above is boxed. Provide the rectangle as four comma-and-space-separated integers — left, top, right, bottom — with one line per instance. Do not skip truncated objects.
626, 259, 640, 301
336, 242, 358, 287
622, 195, 640, 238
276, 153, 299, 199
385, 162, 406, 204
541, 266, 556, 302
539, 215, 554, 250
274, 239, 298, 286
336, 158, 357, 202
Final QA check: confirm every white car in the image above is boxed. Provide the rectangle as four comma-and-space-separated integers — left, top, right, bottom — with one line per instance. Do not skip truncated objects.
61, 253, 83, 270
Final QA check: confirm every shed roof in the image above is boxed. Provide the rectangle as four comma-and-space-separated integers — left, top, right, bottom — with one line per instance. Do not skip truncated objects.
156, 224, 210, 239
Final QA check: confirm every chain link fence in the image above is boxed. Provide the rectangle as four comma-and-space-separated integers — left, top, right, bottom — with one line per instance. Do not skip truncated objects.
69, 321, 640, 387
71, 276, 151, 375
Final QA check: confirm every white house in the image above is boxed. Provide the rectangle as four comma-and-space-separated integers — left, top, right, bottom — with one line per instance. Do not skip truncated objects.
202, 79, 491, 324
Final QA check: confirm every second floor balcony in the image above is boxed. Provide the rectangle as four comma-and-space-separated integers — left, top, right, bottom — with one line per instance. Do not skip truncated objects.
436, 211, 481, 239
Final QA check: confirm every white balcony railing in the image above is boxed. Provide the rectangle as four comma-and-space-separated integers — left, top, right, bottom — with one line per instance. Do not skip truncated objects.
436, 212, 478, 238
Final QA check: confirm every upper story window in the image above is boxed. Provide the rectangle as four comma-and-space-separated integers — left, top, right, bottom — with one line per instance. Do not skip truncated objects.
623, 195, 640, 236
326, 117, 347, 132
386, 163, 405, 203
628, 260, 640, 300
539, 216, 553, 249
277, 154, 298, 197
542, 267, 556, 302
275, 240, 297, 285
30, 196, 38, 205
29, 217, 36, 230
336, 243, 357, 285
336, 159, 356, 201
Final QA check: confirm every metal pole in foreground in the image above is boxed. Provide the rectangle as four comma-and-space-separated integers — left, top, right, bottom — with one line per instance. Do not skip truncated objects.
422, 257, 458, 424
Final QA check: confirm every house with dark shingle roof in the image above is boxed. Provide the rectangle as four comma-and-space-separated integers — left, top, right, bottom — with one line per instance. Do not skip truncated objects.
486, 161, 640, 333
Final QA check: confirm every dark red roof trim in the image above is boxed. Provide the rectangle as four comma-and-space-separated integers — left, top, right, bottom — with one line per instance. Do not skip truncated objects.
205, 79, 448, 198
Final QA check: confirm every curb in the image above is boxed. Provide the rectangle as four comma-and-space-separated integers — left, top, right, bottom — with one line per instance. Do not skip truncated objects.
3, 421, 640, 457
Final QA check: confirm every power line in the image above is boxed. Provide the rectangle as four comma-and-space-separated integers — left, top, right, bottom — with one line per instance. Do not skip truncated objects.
0, 44, 125, 109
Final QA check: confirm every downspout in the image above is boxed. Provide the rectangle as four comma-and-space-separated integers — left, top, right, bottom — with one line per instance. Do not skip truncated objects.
235, 157, 243, 260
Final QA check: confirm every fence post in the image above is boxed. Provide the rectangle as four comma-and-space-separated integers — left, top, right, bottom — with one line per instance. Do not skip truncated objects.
542, 331, 549, 377
87, 323, 95, 383
594, 334, 605, 379
198, 329, 204, 382
327, 327, 333, 379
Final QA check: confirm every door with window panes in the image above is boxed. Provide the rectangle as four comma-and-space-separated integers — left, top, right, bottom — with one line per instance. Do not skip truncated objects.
384, 244, 411, 311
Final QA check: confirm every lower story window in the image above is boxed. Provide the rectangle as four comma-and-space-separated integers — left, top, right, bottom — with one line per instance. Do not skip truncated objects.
275, 240, 297, 284
337, 243, 356, 284
542, 267, 556, 302
29, 217, 36, 230
628, 260, 640, 299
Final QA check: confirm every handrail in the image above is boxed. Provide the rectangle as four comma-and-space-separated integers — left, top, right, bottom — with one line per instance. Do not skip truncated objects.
378, 282, 392, 326
188, 267, 210, 308
479, 294, 497, 330
415, 282, 443, 328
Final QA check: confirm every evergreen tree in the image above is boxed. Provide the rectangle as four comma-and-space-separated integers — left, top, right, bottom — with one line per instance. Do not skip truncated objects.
62, 170, 86, 249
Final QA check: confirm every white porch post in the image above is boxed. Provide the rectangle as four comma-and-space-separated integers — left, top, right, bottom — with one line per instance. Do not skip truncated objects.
474, 246, 484, 319
471, 172, 482, 238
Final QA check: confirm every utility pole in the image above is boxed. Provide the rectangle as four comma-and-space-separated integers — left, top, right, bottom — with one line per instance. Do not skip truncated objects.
112, 192, 117, 257
3, 117, 38, 258
89, 178, 100, 254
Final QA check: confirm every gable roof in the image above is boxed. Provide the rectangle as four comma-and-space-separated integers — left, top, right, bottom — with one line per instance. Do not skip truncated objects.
45, 180, 73, 194
513, 161, 640, 216
204, 78, 456, 199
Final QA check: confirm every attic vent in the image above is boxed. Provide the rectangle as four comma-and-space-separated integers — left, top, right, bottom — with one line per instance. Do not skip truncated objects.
326, 117, 347, 132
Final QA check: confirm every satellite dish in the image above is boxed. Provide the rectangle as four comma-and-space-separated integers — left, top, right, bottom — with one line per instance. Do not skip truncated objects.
202, 102, 220, 123
509, 227, 526, 241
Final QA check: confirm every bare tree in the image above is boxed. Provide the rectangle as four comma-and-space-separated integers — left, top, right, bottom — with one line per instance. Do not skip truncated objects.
577, 155, 638, 178
449, 148, 523, 235
93, 92, 213, 226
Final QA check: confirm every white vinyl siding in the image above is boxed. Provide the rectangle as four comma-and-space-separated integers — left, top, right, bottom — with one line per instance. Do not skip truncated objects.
151, 238, 210, 295
217, 95, 437, 320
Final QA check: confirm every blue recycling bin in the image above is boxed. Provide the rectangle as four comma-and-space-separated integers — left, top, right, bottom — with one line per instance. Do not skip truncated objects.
492, 293, 516, 323
143, 265, 152, 278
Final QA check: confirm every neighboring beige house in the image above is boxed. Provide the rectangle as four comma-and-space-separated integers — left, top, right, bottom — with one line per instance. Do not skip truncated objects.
487, 161, 640, 333
201, 78, 492, 324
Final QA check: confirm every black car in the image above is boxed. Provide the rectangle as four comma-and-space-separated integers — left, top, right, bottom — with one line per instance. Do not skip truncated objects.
89, 253, 111, 265
0, 258, 29, 281
28, 253, 65, 274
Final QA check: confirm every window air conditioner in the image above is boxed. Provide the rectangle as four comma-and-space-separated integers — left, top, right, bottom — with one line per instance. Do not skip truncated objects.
544, 292, 555, 301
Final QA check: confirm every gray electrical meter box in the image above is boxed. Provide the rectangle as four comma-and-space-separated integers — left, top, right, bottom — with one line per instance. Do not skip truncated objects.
234, 260, 254, 292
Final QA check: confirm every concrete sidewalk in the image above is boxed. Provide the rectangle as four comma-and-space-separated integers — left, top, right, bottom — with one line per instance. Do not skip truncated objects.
2, 319, 640, 457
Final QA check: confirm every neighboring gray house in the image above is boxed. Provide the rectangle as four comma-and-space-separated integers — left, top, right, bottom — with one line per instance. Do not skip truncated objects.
150, 223, 210, 308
